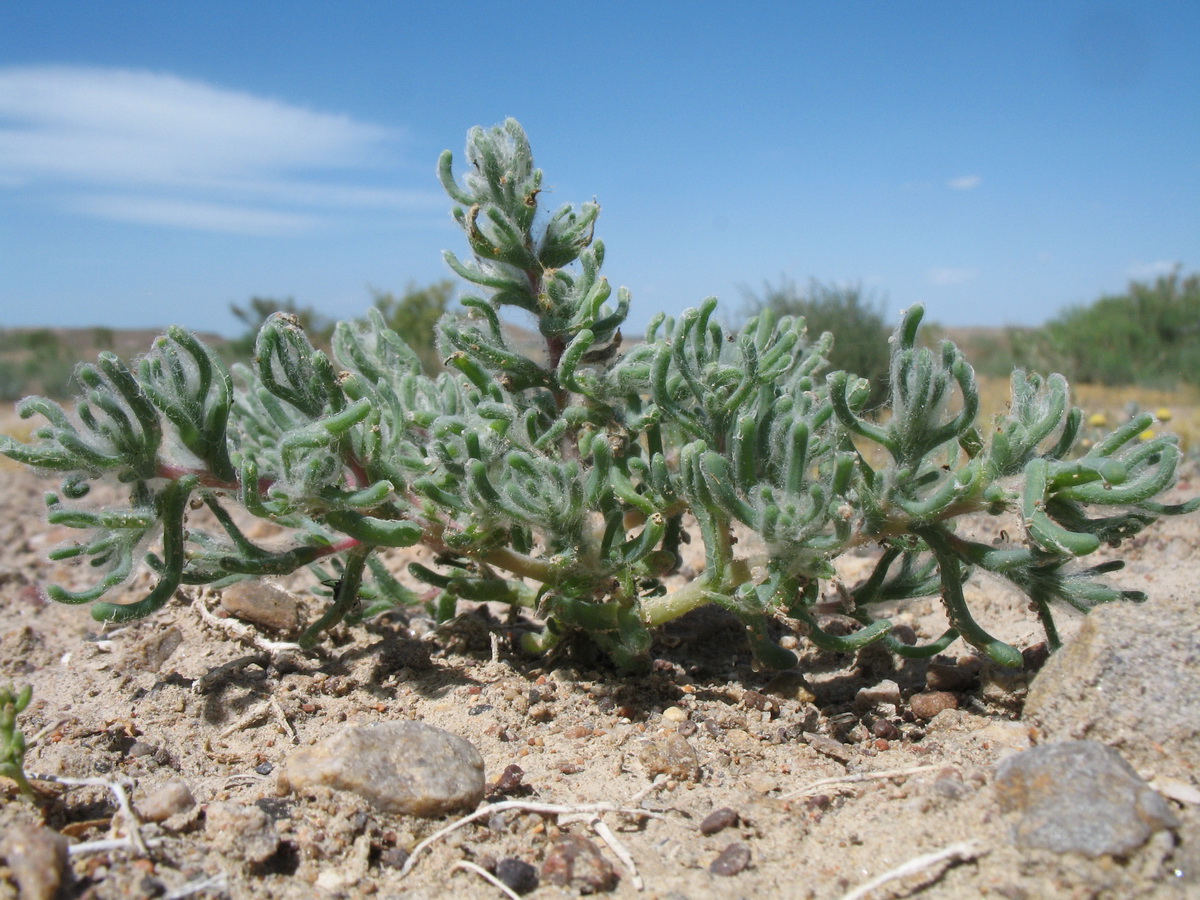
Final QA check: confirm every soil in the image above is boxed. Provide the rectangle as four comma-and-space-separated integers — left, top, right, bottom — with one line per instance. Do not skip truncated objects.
1, 408, 1198, 900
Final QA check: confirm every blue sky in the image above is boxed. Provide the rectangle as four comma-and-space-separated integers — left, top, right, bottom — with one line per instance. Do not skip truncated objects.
1, 2, 1197, 338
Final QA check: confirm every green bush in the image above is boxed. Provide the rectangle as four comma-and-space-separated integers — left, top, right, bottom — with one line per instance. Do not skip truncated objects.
1039, 269, 1199, 389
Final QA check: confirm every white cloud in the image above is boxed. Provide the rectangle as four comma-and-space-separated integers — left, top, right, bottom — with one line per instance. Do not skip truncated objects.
1125, 259, 1178, 280
927, 267, 979, 286
0, 65, 440, 233
71, 195, 319, 236
947, 175, 982, 190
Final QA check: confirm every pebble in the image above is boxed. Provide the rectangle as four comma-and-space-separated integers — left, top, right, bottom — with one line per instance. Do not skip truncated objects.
994, 740, 1178, 857
0, 825, 71, 900
204, 801, 280, 863
279, 721, 485, 817
740, 690, 778, 715
1024, 592, 1200, 778
495, 857, 539, 895
220, 581, 302, 633
662, 705, 688, 722
908, 691, 958, 720
709, 842, 751, 876
803, 732, 853, 763
137, 777, 195, 822
639, 732, 700, 781
541, 834, 618, 892
853, 679, 901, 712
700, 807, 739, 835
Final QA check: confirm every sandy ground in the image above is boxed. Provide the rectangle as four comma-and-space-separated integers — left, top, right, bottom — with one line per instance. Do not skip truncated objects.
1, 421, 1198, 899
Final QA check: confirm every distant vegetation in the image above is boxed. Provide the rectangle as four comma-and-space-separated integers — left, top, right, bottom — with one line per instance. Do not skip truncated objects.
1, 271, 1195, 401
955, 269, 1199, 391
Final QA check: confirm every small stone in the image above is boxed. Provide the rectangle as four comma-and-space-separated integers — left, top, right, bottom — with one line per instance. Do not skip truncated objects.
220, 581, 302, 633
871, 719, 901, 740
741, 690, 778, 714
854, 679, 901, 712
0, 825, 71, 900
639, 732, 700, 781
487, 763, 525, 798
709, 842, 751, 876
495, 857, 539, 895
699, 807, 739, 835
662, 706, 688, 722
204, 801, 280, 863
137, 777, 195, 822
803, 732, 853, 763
909, 691, 958, 720
379, 846, 410, 869
994, 740, 1179, 857
279, 721, 485, 817
541, 834, 618, 892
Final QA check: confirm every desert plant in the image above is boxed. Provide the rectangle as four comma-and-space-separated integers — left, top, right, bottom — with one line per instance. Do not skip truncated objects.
1, 683, 34, 799
1, 119, 1195, 671
370, 279, 456, 375
740, 277, 891, 406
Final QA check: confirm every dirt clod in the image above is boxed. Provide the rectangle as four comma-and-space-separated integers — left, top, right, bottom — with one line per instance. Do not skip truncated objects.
137, 777, 195, 822
0, 824, 71, 900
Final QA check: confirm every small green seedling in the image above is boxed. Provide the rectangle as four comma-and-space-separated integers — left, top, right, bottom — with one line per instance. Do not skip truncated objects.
1, 683, 34, 799
1, 120, 1196, 671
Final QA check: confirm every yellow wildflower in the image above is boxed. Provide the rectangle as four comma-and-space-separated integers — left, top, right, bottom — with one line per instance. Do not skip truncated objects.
1088, 412, 1108, 428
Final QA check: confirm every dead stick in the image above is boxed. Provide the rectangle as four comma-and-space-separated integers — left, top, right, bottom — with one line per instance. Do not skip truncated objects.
839, 840, 986, 900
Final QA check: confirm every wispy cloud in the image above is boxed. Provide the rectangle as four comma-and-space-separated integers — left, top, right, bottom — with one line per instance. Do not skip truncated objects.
1125, 259, 1178, 280
927, 267, 979, 286
947, 174, 982, 190
0, 65, 440, 233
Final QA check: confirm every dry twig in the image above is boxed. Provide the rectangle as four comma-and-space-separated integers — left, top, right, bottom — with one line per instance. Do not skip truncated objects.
782, 763, 945, 799
400, 800, 659, 878
29, 773, 149, 855
589, 815, 642, 890
192, 591, 303, 654
838, 840, 986, 900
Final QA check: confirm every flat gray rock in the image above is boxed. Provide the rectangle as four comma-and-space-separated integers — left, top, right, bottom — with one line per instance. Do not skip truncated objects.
994, 740, 1178, 857
1024, 591, 1200, 778
280, 721, 485, 817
